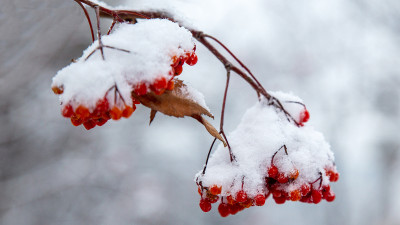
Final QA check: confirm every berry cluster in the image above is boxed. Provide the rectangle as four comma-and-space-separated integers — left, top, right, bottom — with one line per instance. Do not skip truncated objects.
52, 85, 139, 130
197, 145, 339, 217
52, 47, 198, 129
133, 47, 198, 96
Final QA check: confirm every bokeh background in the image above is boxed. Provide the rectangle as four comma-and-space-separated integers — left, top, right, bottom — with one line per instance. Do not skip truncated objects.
1, 0, 400, 224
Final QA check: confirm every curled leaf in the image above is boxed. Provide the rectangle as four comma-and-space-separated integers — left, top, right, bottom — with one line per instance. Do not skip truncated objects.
192, 115, 227, 147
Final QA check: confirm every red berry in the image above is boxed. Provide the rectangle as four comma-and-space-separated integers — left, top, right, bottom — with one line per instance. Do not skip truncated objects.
134, 83, 148, 96
174, 64, 183, 75
75, 105, 90, 120
332, 172, 340, 182
254, 194, 266, 206
289, 190, 301, 201
273, 195, 286, 204
96, 98, 109, 112
62, 104, 74, 118
153, 77, 167, 91
95, 118, 108, 126
70, 116, 83, 126
52, 85, 64, 95
83, 119, 96, 130
301, 109, 310, 123
277, 173, 289, 183
236, 190, 247, 203
229, 204, 240, 215
206, 194, 219, 204
110, 106, 122, 120
226, 195, 235, 205
325, 191, 336, 202
289, 169, 299, 180
186, 53, 198, 66
268, 165, 279, 179
122, 105, 135, 118
300, 184, 311, 196
209, 185, 222, 195
311, 189, 322, 204
199, 199, 212, 212
218, 203, 230, 217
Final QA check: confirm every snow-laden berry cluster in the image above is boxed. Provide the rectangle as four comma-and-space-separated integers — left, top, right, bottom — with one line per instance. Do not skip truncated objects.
195, 93, 339, 216
51, 19, 197, 129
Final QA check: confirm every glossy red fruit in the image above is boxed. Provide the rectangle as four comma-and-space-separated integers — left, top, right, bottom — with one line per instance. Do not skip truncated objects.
52, 85, 64, 95
273, 195, 286, 204
301, 109, 310, 123
153, 77, 167, 90
110, 106, 122, 120
62, 104, 74, 118
277, 173, 289, 183
199, 199, 212, 212
174, 64, 183, 75
70, 116, 83, 126
96, 98, 109, 112
83, 119, 96, 130
331, 172, 340, 182
206, 194, 219, 204
122, 105, 135, 118
268, 165, 279, 179
229, 204, 240, 215
254, 194, 266, 206
236, 190, 247, 203
312, 189, 322, 204
209, 185, 222, 195
300, 184, 311, 196
325, 191, 336, 202
218, 203, 230, 217
289, 190, 301, 201
134, 83, 147, 96
96, 118, 108, 126
75, 105, 90, 120
289, 169, 299, 180
186, 53, 198, 66
226, 195, 235, 205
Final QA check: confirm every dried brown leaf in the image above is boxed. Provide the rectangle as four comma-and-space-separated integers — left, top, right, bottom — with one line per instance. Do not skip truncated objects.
132, 79, 213, 119
192, 115, 227, 147
149, 109, 157, 125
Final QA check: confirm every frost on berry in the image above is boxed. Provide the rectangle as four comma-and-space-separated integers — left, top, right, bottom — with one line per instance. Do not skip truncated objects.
195, 94, 338, 216
51, 19, 197, 129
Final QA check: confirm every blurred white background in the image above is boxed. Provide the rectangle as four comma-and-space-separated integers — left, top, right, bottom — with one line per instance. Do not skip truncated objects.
1, 0, 400, 224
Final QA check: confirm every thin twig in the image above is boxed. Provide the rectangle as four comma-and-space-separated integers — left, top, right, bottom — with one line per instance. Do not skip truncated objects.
202, 138, 217, 175
220, 68, 235, 162
74, 0, 95, 42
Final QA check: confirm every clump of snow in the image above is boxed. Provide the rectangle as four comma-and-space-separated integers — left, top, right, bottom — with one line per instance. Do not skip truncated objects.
178, 82, 210, 112
52, 19, 195, 110
271, 91, 306, 124
195, 94, 335, 197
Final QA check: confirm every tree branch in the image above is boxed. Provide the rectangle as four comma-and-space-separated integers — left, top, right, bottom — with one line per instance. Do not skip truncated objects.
73, 0, 301, 127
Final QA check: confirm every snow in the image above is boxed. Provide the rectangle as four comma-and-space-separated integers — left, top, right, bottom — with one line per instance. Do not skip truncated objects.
196, 94, 334, 197
52, 19, 195, 110
179, 82, 210, 112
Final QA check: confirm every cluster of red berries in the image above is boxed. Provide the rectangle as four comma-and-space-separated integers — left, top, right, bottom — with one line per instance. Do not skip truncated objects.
133, 48, 198, 96
198, 184, 269, 217
197, 146, 339, 217
52, 47, 198, 129
52, 85, 139, 130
